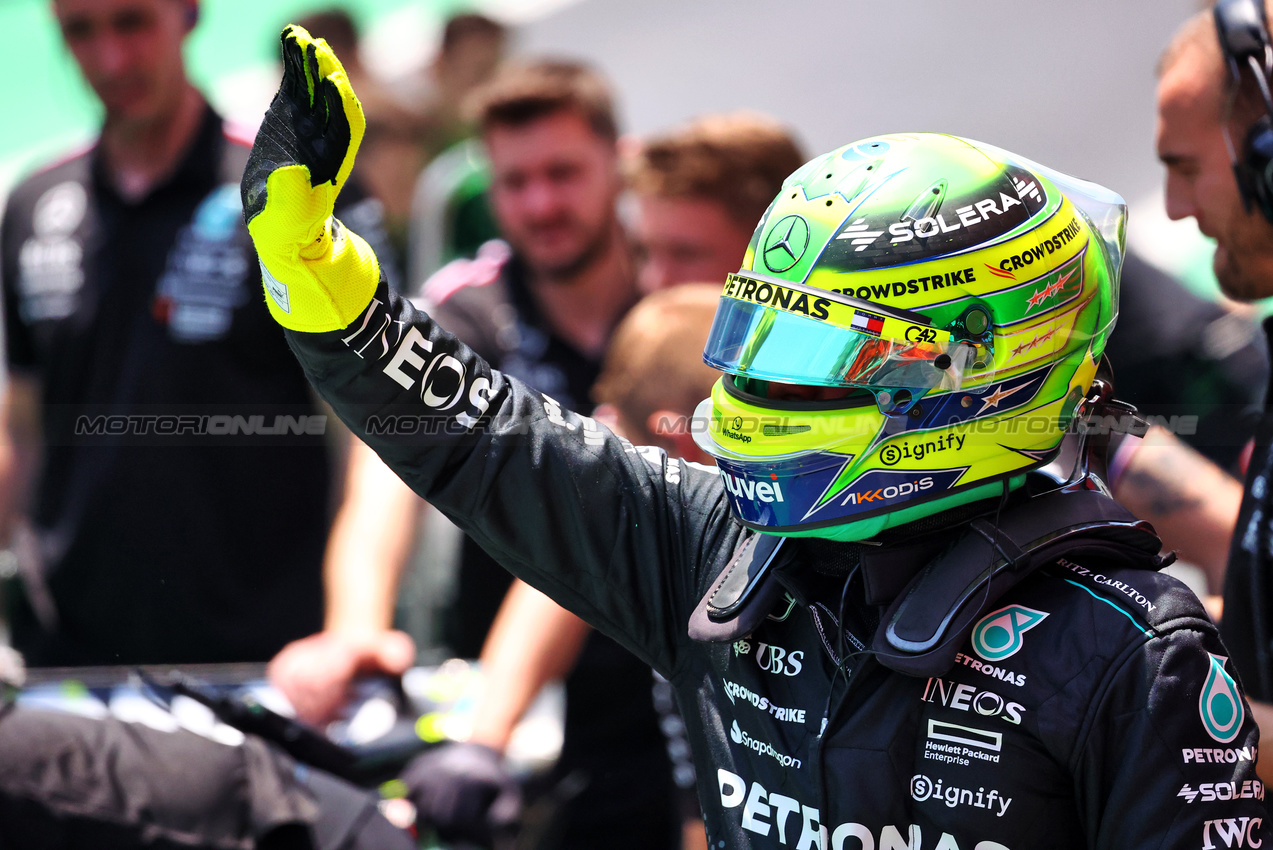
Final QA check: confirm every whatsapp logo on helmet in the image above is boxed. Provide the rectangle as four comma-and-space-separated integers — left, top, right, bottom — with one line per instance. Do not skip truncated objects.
693, 133, 1126, 541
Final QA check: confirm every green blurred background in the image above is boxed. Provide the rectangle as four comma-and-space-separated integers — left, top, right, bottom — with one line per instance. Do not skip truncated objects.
0, 0, 475, 191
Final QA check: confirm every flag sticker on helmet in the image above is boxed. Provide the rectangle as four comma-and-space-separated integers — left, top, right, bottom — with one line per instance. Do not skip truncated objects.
850, 311, 885, 337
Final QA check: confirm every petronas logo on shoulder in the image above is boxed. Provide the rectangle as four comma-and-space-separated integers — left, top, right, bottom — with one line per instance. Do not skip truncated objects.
1201, 654, 1244, 744
971, 605, 1049, 662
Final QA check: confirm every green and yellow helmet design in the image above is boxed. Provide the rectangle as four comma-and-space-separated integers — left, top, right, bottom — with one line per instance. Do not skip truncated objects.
692, 133, 1126, 540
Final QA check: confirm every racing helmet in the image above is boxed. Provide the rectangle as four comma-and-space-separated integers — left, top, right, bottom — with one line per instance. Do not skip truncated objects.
692, 133, 1126, 541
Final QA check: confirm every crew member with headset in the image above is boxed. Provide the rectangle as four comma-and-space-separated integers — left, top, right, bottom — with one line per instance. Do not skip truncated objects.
243, 25, 1264, 848
1161, 0, 1273, 781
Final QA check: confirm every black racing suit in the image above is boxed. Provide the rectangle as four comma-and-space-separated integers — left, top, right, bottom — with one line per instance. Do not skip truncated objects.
1222, 318, 1273, 702
288, 278, 1266, 850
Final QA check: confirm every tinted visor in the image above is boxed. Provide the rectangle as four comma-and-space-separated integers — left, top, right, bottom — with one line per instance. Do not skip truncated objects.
703, 273, 981, 392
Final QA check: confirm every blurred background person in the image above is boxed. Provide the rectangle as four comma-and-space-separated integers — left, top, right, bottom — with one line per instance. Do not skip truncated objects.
589, 284, 725, 454
402, 13, 509, 289
412, 13, 508, 166
1155, 0, 1273, 780
0, 0, 388, 667
1087, 248, 1265, 605
626, 111, 804, 294
1105, 250, 1266, 473
1108, 423, 1244, 610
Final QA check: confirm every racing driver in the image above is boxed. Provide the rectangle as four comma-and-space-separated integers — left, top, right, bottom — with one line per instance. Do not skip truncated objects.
241, 26, 1265, 849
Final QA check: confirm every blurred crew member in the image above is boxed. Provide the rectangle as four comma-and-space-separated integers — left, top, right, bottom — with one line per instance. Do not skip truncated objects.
0, 0, 386, 665
1157, 0, 1273, 778
628, 112, 805, 294
414, 13, 508, 162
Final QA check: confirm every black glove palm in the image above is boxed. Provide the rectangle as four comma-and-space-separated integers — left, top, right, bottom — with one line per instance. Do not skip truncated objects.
242, 25, 352, 222
240, 24, 378, 333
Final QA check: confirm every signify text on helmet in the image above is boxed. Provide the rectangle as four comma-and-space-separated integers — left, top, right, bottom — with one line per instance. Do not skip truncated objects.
879, 433, 965, 466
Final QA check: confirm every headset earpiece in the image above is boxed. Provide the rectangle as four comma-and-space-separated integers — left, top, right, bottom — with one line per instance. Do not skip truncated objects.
1215, 0, 1273, 224
1244, 115, 1273, 222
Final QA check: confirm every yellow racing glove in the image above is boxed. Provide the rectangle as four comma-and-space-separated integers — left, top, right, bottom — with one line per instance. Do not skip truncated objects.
241, 25, 379, 333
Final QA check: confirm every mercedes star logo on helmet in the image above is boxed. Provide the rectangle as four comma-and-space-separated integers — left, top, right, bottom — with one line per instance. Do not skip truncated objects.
763, 215, 811, 273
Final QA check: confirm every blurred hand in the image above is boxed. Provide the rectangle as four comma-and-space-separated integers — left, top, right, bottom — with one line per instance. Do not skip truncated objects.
400, 741, 521, 847
268, 629, 415, 724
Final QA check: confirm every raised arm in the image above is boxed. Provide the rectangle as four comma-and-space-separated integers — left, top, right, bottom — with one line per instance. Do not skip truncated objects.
240, 25, 733, 676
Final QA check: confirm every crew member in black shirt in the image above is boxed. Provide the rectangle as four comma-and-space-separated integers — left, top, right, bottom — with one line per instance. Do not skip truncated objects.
1157, 0, 1273, 778
0, 0, 387, 665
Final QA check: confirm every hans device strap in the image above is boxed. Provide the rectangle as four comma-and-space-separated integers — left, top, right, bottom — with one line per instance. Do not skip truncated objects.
1215, 0, 1273, 223
872, 487, 1169, 678
688, 533, 792, 643
688, 485, 1170, 683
